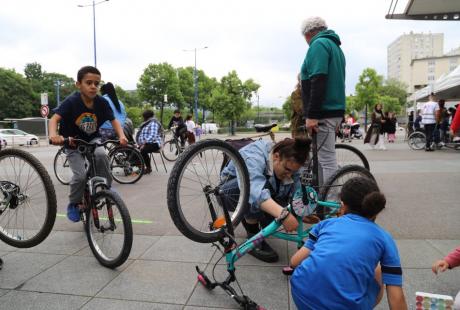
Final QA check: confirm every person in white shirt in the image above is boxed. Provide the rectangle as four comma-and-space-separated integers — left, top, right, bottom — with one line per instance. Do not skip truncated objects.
421, 93, 439, 151
185, 114, 196, 144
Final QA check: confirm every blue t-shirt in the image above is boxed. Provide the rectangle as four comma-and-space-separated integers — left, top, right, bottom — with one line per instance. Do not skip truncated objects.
291, 214, 402, 310
99, 94, 126, 130
53, 92, 114, 142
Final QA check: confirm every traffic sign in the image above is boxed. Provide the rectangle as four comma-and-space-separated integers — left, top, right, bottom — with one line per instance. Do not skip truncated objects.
41, 93, 48, 106
40, 105, 49, 118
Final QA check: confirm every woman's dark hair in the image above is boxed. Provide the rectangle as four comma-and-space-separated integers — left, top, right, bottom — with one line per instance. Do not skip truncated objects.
174, 109, 181, 114
142, 109, 154, 121
186, 114, 193, 121
100, 82, 121, 113
438, 99, 445, 108
340, 177, 386, 219
374, 103, 382, 112
77, 66, 100, 82
272, 137, 311, 165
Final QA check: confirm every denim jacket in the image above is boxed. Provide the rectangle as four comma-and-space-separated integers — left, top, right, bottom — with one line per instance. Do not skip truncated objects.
222, 140, 301, 214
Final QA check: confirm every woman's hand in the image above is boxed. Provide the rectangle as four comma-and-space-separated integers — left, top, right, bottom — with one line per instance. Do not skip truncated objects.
282, 214, 298, 232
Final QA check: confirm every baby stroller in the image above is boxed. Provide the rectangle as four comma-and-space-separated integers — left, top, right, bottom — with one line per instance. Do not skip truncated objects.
350, 122, 363, 139
340, 123, 352, 142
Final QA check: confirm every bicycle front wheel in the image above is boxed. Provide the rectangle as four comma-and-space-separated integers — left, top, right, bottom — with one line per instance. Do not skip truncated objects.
408, 132, 426, 150
53, 147, 72, 185
167, 139, 250, 243
0, 148, 57, 248
85, 190, 133, 268
335, 144, 370, 170
109, 146, 144, 184
162, 140, 180, 162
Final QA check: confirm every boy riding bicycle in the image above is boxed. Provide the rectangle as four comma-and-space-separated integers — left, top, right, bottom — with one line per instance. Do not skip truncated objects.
167, 109, 187, 147
49, 66, 128, 222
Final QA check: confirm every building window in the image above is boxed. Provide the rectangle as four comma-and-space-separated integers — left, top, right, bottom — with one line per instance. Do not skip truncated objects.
428, 60, 436, 66
427, 75, 435, 81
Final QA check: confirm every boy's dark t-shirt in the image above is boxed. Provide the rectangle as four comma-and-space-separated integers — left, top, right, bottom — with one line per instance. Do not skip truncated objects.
53, 92, 114, 142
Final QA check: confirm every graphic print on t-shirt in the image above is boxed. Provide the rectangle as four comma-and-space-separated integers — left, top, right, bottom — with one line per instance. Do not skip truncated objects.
75, 112, 98, 135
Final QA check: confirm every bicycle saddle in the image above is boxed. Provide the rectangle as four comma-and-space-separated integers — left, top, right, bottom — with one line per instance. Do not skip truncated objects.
254, 123, 277, 133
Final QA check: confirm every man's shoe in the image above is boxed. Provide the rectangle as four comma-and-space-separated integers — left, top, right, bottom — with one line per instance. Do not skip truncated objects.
247, 234, 279, 263
67, 203, 81, 222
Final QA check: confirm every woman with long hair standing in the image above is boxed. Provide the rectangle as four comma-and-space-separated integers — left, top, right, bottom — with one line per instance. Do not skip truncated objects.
364, 103, 386, 150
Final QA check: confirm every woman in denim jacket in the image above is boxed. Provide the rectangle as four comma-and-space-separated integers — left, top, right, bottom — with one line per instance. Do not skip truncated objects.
221, 138, 311, 263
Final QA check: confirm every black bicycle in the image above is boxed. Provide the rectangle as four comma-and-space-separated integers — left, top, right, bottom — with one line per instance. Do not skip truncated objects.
162, 128, 187, 162
53, 138, 133, 268
0, 148, 57, 256
54, 142, 144, 185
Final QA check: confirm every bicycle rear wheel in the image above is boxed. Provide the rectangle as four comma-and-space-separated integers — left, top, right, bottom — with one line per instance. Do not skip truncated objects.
109, 146, 144, 184
53, 147, 71, 185
85, 190, 133, 268
167, 139, 250, 243
0, 148, 57, 248
318, 165, 375, 219
408, 132, 426, 150
335, 144, 370, 170
162, 139, 180, 162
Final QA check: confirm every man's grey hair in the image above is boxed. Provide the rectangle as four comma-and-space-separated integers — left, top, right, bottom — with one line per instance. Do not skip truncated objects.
300, 17, 327, 35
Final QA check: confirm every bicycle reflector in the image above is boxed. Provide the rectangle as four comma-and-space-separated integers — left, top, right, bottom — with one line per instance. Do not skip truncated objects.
212, 216, 226, 229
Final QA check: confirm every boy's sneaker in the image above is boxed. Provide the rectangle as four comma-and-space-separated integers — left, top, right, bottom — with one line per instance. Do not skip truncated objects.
67, 203, 81, 222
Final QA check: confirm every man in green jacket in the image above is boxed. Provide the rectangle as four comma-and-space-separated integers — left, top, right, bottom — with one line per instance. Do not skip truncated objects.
300, 16, 346, 185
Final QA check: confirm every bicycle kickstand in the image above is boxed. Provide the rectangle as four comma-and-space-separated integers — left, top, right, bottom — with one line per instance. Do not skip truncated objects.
195, 266, 266, 310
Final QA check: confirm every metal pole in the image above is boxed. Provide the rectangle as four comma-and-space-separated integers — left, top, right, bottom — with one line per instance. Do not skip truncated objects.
257, 93, 260, 123
92, 0, 97, 67
56, 80, 61, 106
193, 48, 198, 123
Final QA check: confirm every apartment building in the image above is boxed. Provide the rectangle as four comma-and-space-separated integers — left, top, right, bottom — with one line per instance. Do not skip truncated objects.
387, 32, 444, 92
411, 54, 460, 91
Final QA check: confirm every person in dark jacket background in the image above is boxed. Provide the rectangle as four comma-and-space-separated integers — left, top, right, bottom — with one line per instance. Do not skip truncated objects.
300, 16, 346, 185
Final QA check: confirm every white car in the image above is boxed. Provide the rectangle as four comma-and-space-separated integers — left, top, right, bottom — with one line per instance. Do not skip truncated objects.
0, 129, 39, 146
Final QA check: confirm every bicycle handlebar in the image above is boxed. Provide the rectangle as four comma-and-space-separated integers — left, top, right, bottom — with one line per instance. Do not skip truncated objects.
49, 137, 120, 148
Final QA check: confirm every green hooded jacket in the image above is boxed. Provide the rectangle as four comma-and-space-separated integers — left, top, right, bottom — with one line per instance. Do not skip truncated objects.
300, 29, 346, 119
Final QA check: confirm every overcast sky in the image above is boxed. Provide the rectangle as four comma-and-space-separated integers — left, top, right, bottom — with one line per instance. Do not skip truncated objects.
1, 0, 459, 107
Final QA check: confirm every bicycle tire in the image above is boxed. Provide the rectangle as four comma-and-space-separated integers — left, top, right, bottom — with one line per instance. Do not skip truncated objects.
167, 139, 250, 243
318, 165, 375, 219
53, 147, 71, 185
0, 148, 57, 248
162, 139, 180, 162
109, 146, 144, 184
85, 189, 133, 268
335, 144, 370, 171
408, 132, 426, 150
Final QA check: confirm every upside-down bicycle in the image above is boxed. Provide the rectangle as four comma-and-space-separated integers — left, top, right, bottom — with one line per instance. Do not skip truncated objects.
167, 132, 375, 309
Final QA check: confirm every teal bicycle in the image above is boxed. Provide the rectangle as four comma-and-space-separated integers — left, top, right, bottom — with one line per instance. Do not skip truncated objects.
167, 136, 374, 309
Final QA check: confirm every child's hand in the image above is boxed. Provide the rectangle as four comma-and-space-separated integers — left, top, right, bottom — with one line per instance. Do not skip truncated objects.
432, 259, 449, 274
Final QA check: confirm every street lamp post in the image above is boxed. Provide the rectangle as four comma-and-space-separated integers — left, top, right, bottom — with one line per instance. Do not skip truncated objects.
78, 0, 109, 67
183, 46, 208, 123
55, 80, 61, 106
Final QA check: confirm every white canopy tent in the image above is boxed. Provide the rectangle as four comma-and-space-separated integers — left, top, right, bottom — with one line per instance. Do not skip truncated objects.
409, 65, 460, 103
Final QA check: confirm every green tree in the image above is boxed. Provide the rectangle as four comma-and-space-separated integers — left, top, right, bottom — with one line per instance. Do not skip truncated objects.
379, 78, 407, 114
41, 72, 75, 109
137, 62, 183, 109
177, 67, 194, 111
0, 68, 37, 119
282, 97, 292, 120
355, 68, 383, 130
115, 86, 141, 107
24, 62, 44, 81
379, 95, 401, 115
212, 71, 249, 135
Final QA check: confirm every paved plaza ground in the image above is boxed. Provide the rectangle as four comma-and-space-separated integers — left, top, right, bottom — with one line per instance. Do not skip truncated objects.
0, 132, 459, 309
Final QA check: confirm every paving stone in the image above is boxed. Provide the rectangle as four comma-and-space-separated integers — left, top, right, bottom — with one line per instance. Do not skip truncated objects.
188, 264, 289, 310
141, 235, 216, 263
396, 239, 443, 268
20, 255, 129, 296
426, 239, 460, 257
97, 260, 205, 304
0, 252, 65, 289
0, 291, 89, 310
18, 231, 88, 255
75, 234, 160, 259
81, 297, 182, 310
